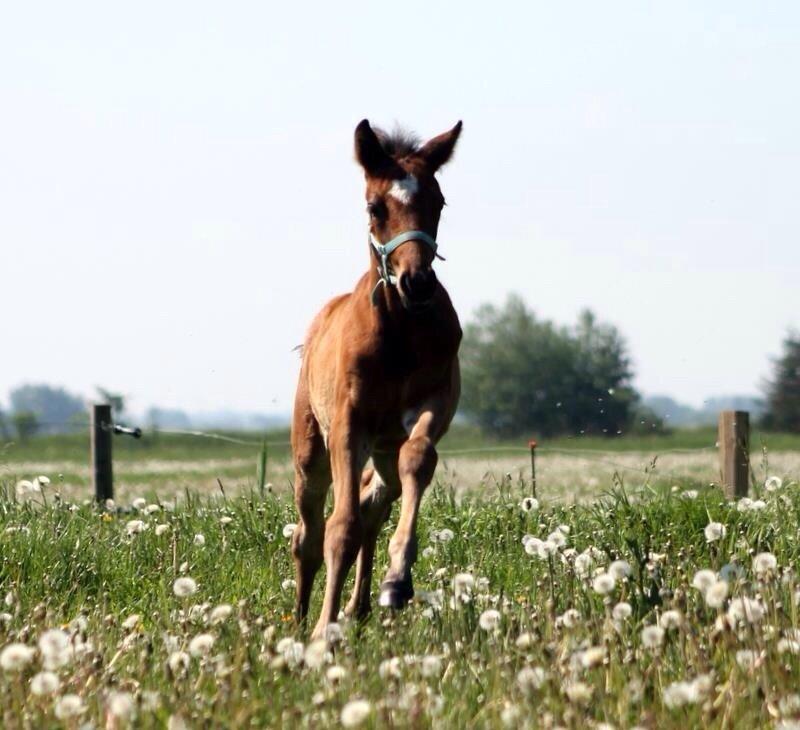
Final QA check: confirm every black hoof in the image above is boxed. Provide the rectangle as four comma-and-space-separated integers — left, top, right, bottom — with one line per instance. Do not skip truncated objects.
378, 581, 414, 609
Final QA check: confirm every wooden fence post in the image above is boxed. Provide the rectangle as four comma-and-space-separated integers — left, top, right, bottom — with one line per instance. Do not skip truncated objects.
718, 410, 749, 499
91, 404, 113, 504
529, 440, 537, 499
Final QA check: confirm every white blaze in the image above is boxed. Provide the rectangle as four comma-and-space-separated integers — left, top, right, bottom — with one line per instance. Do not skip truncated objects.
388, 175, 418, 205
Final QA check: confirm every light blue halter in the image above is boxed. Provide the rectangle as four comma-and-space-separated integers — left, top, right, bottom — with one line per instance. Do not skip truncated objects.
369, 229, 443, 306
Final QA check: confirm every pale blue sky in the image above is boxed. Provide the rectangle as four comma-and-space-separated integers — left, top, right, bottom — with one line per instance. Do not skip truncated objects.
2, 2, 798, 415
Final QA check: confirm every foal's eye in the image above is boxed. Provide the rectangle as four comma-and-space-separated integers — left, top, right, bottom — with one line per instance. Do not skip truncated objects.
367, 200, 387, 220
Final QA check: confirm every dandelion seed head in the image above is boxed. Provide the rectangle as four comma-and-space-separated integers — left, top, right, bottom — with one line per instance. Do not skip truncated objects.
704, 580, 729, 608
188, 633, 215, 657
753, 552, 778, 577
517, 666, 547, 692
54, 694, 86, 719
659, 610, 682, 629
691, 569, 717, 593
592, 572, 616, 595
564, 680, 593, 704
107, 691, 136, 719
728, 597, 766, 624
478, 609, 502, 632
304, 639, 328, 669
612, 602, 632, 621
126, 519, 146, 535
30, 670, 60, 695
704, 522, 727, 543
641, 625, 665, 649
173, 577, 198, 598
0, 643, 35, 672
326, 665, 348, 683
341, 698, 372, 727
167, 651, 190, 675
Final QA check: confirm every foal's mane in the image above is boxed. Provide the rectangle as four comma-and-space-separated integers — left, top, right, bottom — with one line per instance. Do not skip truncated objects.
373, 126, 421, 160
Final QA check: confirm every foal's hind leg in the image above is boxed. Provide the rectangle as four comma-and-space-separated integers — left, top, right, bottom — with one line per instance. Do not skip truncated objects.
290, 390, 330, 623
311, 413, 368, 640
344, 455, 401, 619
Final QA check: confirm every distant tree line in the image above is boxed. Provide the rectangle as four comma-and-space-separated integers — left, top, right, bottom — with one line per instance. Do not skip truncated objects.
459, 294, 659, 438
0, 384, 126, 442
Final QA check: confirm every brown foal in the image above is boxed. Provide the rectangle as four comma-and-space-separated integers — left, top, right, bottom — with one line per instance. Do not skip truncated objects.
291, 119, 463, 639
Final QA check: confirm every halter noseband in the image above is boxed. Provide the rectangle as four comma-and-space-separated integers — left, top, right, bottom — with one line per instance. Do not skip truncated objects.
369, 230, 443, 306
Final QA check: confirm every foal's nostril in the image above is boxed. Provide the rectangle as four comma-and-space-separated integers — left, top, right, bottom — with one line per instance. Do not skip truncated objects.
400, 270, 437, 303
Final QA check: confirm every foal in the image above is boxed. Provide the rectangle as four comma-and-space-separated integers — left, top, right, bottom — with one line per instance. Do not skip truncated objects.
291, 119, 463, 639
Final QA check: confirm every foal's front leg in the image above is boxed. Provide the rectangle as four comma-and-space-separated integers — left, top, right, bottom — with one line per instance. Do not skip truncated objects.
379, 412, 439, 609
311, 412, 368, 640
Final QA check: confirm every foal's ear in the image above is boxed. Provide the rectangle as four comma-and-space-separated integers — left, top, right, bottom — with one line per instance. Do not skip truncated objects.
417, 121, 463, 173
354, 119, 394, 177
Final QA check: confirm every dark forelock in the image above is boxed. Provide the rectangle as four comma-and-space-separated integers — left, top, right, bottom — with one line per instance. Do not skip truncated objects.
373, 125, 421, 160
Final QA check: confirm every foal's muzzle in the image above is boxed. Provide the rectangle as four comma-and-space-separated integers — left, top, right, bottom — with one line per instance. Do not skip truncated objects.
399, 269, 437, 311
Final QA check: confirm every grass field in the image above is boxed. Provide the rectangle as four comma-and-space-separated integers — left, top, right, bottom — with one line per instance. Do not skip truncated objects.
2, 472, 800, 727
2, 428, 800, 727
2, 425, 800, 504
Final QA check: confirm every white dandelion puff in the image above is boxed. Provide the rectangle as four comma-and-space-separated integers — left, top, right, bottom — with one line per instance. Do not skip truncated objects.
728, 597, 765, 624
564, 680, 593, 704
30, 671, 60, 696
612, 602, 632, 621
326, 665, 348, 683
121, 614, 141, 630
210, 604, 233, 624
341, 699, 372, 727
126, 520, 146, 535
0, 643, 35, 671
641, 625, 665, 649
167, 651, 190, 675
479, 609, 502, 632
54, 694, 86, 720
659, 610, 682, 629
517, 666, 547, 692
592, 572, 616, 595
420, 654, 442, 677
304, 639, 328, 669
704, 522, 726, 543
753, 552, 778, 577
282, 523, 297, 538
704, 580, 729, 608
691, 569, 717, 593
107, 691, 136, 720
188, 633, 215, 657
173, 577, 198, 598
609, 560, 632, 580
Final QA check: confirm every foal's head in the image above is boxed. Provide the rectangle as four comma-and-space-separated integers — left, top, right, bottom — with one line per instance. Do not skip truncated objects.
355, 120, 462, 311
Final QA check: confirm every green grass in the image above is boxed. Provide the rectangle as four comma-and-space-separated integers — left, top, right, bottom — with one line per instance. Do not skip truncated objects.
1, 471, 800, 727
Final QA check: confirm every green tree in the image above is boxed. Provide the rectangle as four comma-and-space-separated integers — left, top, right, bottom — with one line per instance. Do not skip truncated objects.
9, 384, 85, 432
11, 411, 40, 442
762, 331, 800, 432
460, 294, 640, 437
